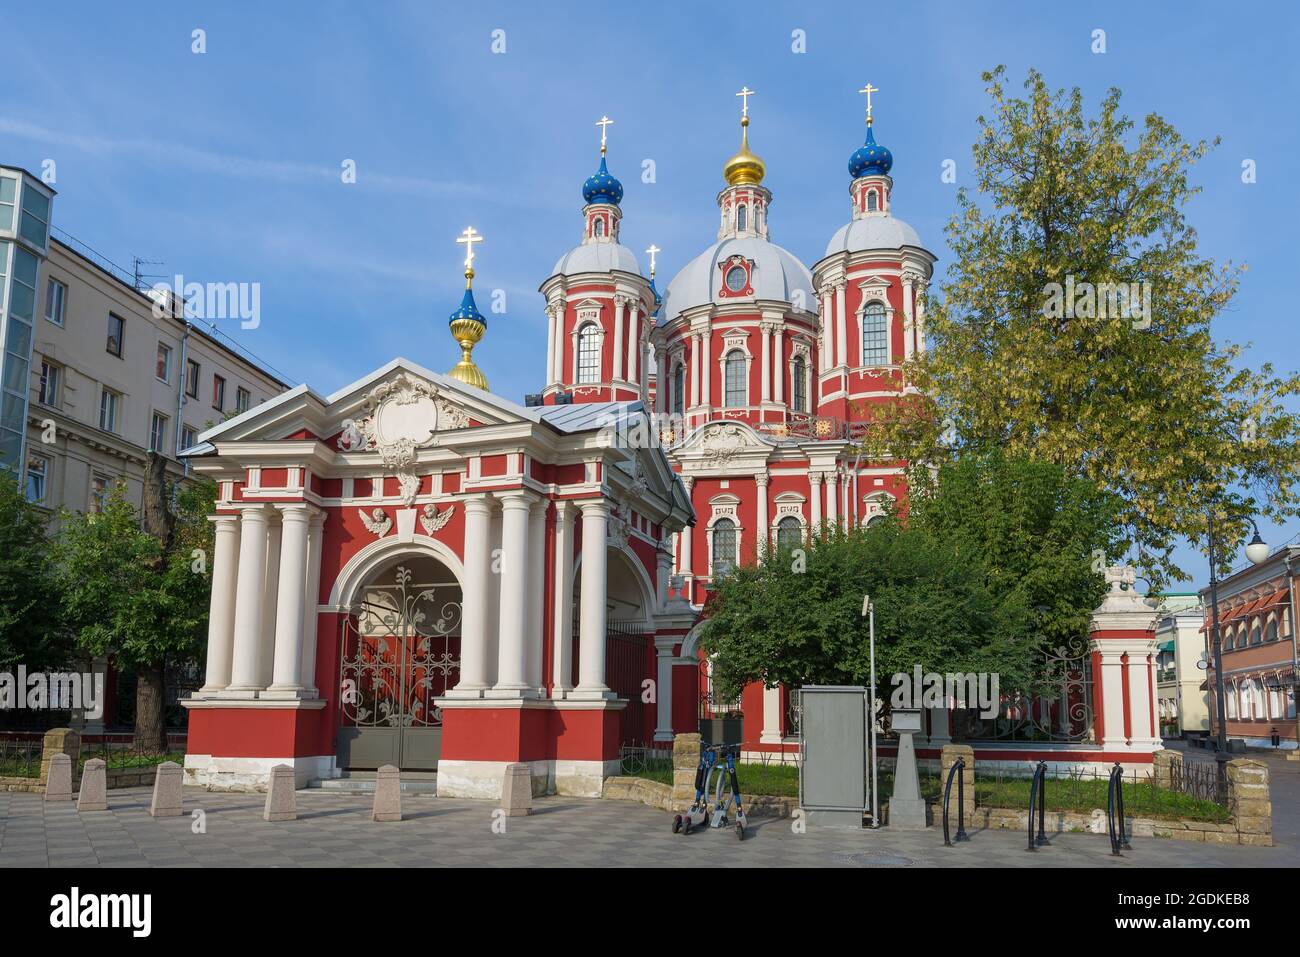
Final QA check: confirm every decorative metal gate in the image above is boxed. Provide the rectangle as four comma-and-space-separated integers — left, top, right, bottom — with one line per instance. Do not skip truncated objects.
337, 565, 461, 770
604, 620, 655, 748
952, 637, 1095, 743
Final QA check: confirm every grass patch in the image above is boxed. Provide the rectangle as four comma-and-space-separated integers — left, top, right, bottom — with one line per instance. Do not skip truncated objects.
973, 775, 1229, 823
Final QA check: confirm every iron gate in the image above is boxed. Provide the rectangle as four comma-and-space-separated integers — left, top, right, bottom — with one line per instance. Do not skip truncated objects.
337, 565, 461, 770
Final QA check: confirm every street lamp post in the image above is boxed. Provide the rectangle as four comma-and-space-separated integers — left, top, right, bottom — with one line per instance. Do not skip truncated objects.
1206, 511, 1269, 776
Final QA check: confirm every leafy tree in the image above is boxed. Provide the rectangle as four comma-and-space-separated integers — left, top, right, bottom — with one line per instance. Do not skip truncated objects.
865, 67, 1300, 586
700, 454, 1118, 703
0, 477, 67, 669
53, 456, 215, 749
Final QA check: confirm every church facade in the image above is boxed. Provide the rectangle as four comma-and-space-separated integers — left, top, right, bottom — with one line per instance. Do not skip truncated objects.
182, 90, 1163, 796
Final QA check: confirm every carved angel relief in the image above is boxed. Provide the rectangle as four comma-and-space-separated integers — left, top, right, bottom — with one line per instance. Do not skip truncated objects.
606, 512, 631, 549
359, 507, 392, 538
420, 503, 455, 535
335, 372, 468, 505
699, 423, 752, 468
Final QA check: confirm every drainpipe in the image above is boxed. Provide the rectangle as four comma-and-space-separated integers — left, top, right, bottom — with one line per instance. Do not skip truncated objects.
172, 300, 192, 478
850, 450, 863, 527
1289, 552, 1299, 749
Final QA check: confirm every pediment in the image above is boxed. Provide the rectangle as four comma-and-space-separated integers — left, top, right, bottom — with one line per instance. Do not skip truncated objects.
676, 421, 775, 470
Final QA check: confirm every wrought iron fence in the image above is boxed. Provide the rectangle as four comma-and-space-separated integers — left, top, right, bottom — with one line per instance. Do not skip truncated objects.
0, 738, 43, 778
972, 760, 1230, 819
618, 744, 673, 778
78, 739, 185, 772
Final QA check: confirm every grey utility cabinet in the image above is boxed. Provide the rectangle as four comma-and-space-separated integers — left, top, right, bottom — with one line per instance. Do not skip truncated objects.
798, 685, 867, 827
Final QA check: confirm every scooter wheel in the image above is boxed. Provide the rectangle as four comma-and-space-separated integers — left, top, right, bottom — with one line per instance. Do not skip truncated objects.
736, 824, 744, 841
671, 814, 682, 834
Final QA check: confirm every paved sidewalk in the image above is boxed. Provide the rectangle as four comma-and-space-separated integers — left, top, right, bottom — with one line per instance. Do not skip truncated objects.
0, 786, 1295, 867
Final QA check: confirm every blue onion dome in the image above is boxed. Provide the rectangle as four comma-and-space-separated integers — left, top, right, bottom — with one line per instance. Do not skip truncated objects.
582, 154, 624, 206
848, 124, 893, 178
448, 284, 486, 327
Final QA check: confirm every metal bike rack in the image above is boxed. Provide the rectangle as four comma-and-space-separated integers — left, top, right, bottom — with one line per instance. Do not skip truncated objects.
1107, 762, 1132, 856
1026, 761, 1051, 851
942, 757, 968, 847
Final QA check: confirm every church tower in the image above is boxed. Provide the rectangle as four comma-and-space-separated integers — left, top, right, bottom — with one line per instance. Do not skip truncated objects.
812, 85, 936, 423
541, 117, 656, 404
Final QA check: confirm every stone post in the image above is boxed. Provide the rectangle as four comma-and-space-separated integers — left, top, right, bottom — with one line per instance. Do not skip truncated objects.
263, 764, 297, 821
77, 758, 108, 811
39, 728, 81, 790
939, 744, 975, 824
44, 753, 73, 801
670, 733, 702, 812
1226, 758, 1272, 847
149, 761, 184, 817
1151, 748, 1181, 789
501, 763, 533, 817
372, 764, 402, 822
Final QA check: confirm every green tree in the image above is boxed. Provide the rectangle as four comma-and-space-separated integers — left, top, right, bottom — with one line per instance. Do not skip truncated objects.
699, 454, 1118, 703
0, 477, 67, 669
867, 67, 1300, 586
53, 456, 215, 749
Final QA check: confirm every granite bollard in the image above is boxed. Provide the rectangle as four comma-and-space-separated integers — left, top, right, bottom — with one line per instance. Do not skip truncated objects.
77, 758, 108, 811
501, 763, 533, 817
44, 753, 73, 802
264, 764, 297, 822
149, 761, 184, 817
372, 764, 402, 822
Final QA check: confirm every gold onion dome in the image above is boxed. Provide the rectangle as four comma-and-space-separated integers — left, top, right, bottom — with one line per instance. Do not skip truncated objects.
447, 227, 489, 390
723, 115, 765, 186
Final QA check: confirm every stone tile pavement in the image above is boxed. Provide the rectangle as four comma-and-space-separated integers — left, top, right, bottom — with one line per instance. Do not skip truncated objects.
1, 785, 1296, 867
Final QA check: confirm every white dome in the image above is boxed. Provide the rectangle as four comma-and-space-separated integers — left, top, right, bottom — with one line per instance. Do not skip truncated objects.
661, 237, 814, 320
551, 241, 641, 277
824, 215, 922, 256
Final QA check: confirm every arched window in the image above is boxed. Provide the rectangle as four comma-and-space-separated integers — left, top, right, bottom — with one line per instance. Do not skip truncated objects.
724, 350, 746, 407
1250, 620, 1262, 645
672, 363, 684, 415
593, 218, 605, 238
861, 301, 888, 366
776, 515, 801, 550
1226, 686, 1238, 719
866, 190, 878, 212
792, 356, 807, 412
577, 323, 601, 384
737, 204, 747, 231
712, 518, 737, 576
1267, 616, 1279, 642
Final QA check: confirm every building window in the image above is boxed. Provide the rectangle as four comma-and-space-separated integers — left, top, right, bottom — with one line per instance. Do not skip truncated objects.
776, 515, 801, 550
724, 265, 748, 293
712, 518, 737, 576
106, 313, 124, 357
44, 278, 66, 326
180, 425, 198, 452
98, 388, 120, 433
724, 350, 746, 407
150, 411, 169, 454
25, 454, 47, 503
38, 360, 60, 407
736, 204, 747, 231
19, 184, 50, 249
593, 218, 604, 238
1226, 687, 1237, 719
89, 474, 110, 514
1267, 617, 1279, 642
0, 176, 15, 231
235, 386, 251, 413
672, 363, 684, 415
577, 323, 601, 384
792, 356, 807, 412
185, 359, 200, 398
861, 301, 888, 365
867, 190, 878, 212
156, 342, 172, 382
212, 374, 226, 411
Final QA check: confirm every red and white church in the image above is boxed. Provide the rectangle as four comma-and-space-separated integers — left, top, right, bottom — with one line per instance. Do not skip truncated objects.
182, 90, 1163, 796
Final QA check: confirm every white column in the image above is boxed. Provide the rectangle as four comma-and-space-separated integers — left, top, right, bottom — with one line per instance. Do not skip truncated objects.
1098, 646, 1128, 749
760, 324, 771, 402
901, 275, 916, 363
656, 540, 671, 611
299, 510, 325, 694
257, 518, 282, 689
575, 500, 610, 696
655, 640, 675, 742
656, 349, 668, 414
760, 685, 783, 744
626, 306, 639, 386
809, 473, 823, 530
552, 303, 567, 384
820, 287, 833, 367
756, 473, 770, 553
773, 331, 785, 405
825, 470, 838, 527
690, 334, 701, 408
612, 296, 626, 382
492, 492, 532, 693
546, 304, 558, 386
552, 501, 575, 695
915, 282, 927, 354
199, 513, 241, 694
452, 496, 492, 695
267, 504, 311, 695
227, 505, 269, 693
835, 282, 847, 369
1127, 652, 1157, 746
700, 326, 711, 407
526, 498, 547, 691
678, 477, 694, 579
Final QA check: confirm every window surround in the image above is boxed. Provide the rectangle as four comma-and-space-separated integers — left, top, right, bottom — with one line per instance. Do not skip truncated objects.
705, 494, 742, 578
150, 410, 170, 454
858, 297, 891, 368
98, 387, 120, 434
25, 453, 48, 504
716, 332, 753, 409
38, 359, 61, 408
185, 358, 200, 399
575, 321, 603, 385
44, 277, 67, 326
106, 312, 124, 358
156, 341, 172, 383
789, 343, 812, 413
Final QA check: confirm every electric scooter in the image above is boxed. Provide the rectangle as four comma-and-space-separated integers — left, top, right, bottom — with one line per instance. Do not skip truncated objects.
671, 745, 747, 839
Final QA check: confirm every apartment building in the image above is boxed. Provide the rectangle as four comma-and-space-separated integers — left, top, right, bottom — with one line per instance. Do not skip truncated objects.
2, 164, 290, 519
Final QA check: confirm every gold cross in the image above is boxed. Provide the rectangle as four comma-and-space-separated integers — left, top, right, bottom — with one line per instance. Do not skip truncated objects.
456, 226, 483, 271
646, 244, 660, 276
858, 83, 879, 123
735, 86, 755, 117
596, 115, 614, 153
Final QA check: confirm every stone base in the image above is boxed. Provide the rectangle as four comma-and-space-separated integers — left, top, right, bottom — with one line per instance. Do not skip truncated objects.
435, 758, 619, 800
183, 753, 335, 791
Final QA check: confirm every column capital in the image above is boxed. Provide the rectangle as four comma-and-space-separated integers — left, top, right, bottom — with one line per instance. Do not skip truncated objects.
579, 498, 609, 518
461, 494, 494, 516
808, 472, 824, 487
755, 471, 770, 488
274, 502, 317, 521
238, 502, 271, 522
498, 488, 539, 511
208, 512, 241, 528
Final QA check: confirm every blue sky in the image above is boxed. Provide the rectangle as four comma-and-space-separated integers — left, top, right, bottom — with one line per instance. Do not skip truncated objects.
4, 0, 1297, 582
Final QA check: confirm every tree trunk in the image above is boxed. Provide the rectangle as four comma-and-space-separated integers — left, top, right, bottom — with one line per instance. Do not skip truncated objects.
133, 663, 168, 753
135, 451, 177, 750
